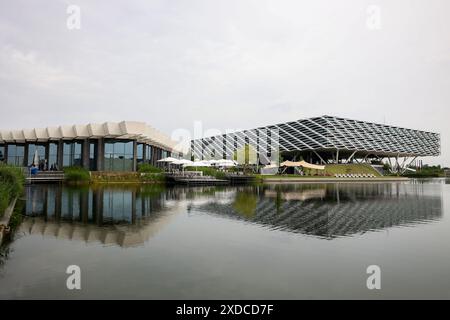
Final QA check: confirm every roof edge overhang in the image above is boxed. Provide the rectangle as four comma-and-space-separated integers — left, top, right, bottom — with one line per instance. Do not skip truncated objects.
0, 121, 182, 154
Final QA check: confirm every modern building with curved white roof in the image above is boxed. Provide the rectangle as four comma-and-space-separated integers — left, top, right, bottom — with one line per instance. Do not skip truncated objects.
0, 121, 182, 171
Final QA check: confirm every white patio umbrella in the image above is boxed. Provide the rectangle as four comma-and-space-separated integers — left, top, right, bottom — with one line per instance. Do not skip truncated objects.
171, 159, 193, 174
189, 161, 211, 167
219, 162, 236, 168
171, 159, 193, 166
157, 157, 179, 172
157, 157, 179, 163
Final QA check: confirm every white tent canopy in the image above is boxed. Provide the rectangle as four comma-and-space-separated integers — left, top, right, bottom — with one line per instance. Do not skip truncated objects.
157, 157, 179, 163
213, 159, 237, 167
280, 160, 325, 170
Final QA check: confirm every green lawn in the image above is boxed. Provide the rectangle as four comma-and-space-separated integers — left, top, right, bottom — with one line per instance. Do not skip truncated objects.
322, 164, 381, 176
257, 164, 381, 178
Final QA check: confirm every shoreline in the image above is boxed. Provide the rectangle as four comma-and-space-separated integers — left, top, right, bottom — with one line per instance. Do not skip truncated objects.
29, 176, 413, 186
261, 177, 410, 183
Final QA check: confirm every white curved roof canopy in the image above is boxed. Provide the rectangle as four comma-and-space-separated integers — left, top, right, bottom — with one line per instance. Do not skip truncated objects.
0, 121, 181, 153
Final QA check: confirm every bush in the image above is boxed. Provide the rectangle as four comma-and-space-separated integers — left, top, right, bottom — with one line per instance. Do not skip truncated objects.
63, 166, 90, 182
0, 165, 25, 215
402, 165, 444, 178
140, 173, 166, 183
138, 163, 163, 173
91, 172, 140, 183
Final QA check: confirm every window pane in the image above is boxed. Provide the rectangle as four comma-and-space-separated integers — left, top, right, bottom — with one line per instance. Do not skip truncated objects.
105, 143, 114, 154
104, 157, 112, 171
90, 143, 95, 157
124, 142, 133, 155
137, 144, 143, 160
8, 145, 16, 157
103, 141, 135, 171
146, 145, 152, 162
63, 155, 70, 167
124, 159, 133, 171
112, 158, 122, 171
89, 142, 97, 170
49, 143, 58, 155
64, 143, 71, 154
114, 142, 125, 154
16, 146, 24, 156
74, 142, 82, 155
48, 143, 58, 168
28, 144, 36, 165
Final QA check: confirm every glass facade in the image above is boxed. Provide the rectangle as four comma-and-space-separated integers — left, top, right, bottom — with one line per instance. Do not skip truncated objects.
137, 143, 144, 165
49, 143, 58, 170
7, 145, 25, 166
104, 141, 134, 171
63, 142, 82, 167
146, 145, 152, 163
89, 141, 97, 171
27, 144, 46, 166
0, 140, 171, 171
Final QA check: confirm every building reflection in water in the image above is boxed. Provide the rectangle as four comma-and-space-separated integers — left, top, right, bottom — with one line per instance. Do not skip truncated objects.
189, 183, 444, 239
19, 182, 444, 244
19, 185, 179, 248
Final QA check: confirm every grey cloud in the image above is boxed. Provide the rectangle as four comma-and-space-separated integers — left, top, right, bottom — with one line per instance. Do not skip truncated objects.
0, 0, 449, 165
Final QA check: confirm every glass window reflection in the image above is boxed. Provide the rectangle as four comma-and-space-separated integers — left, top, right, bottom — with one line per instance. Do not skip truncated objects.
104, 140, 134, 171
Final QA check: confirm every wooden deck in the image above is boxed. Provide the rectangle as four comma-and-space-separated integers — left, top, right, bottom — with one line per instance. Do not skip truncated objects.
25, 171, 65, 183
166, 174, 229, 185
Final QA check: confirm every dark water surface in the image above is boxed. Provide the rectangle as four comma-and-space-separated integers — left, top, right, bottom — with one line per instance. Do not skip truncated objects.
1, 179, 450, 299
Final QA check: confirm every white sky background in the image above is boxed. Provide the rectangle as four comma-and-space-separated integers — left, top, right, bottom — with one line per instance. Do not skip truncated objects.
0, 0, 449, 166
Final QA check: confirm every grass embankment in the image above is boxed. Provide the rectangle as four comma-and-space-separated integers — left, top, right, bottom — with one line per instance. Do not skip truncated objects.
62, 164, 165, 183
63, 166, 91, 183
90, 164, 165, 183
0, 165, 25, 217
402, 165, 444, 178
321, 164, 381, 176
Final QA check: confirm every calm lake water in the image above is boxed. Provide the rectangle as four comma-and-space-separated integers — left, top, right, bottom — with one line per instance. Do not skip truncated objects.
1, 179, 450, 299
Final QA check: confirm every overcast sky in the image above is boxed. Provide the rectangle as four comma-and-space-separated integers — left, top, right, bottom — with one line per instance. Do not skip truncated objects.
0, 0, 449, 165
